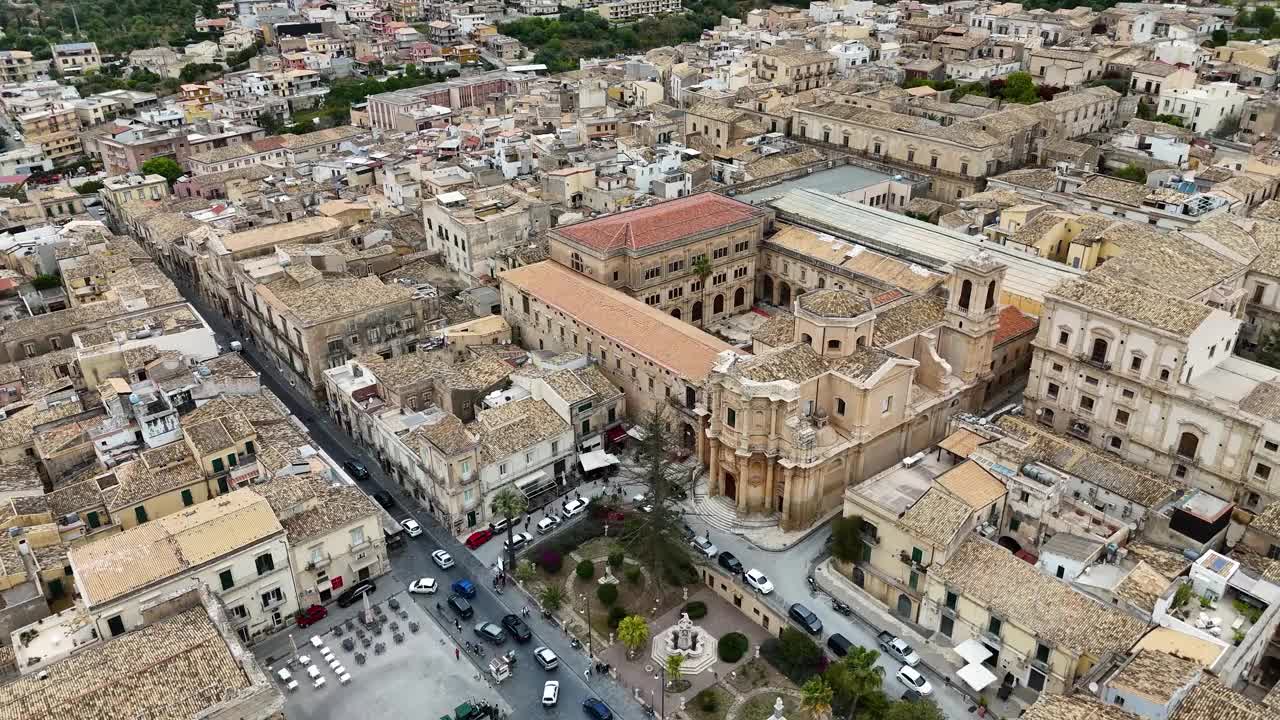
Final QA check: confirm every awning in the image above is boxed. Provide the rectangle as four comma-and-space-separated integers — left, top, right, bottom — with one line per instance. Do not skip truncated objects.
626, 426, 647, 441
958, 662, 997, 692
954, 639, 993, 666
579, 450, 620, 472
938, 428, 986, 459
579, 434, 602, 451
606, 426, 628, 444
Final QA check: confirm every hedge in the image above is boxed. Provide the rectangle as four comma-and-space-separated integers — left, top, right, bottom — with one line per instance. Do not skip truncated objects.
718, 632, 749, 663
576, 559, 596, 580
683, 601, 707, 620
608, 605, 628, 628
597, 583, 619, 606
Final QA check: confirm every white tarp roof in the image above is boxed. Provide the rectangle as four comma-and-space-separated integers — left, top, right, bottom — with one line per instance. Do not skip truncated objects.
579, 450, 620, 472
954, 638, 993, 666
958, 662, 997, 691
626, 426, 647, 441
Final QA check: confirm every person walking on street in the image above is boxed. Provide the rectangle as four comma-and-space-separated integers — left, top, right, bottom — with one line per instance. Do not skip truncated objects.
455, 647, 460, 661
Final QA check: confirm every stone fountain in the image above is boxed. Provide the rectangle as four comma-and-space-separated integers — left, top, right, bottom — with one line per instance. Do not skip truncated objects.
650, 612, 717, 675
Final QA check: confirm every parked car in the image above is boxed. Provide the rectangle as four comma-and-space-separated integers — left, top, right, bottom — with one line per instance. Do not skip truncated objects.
744, 569, 774, 595
447, 594, 474, 618
718, 551, 743, 575
901, 689, 923, 702
534, 646, 560, 670
877, 631, 922, 667
895, 666, 933, 696
465, 529, 494, 549
827, 633, 853, 658
690, 536, 718, 558
536, 515, 560, 534
400, 518, 423, 537
474, 622, 506, 644
342, 460, 371, 482
408, 578, 438, 594
542, 681, 560, 707
502, 613, 532, 642
372, 491, 394, 509
789, 603, 823, 635
582, 697, 613, 720
562, 497, 590, 518
490, 516, 516, 534
503, 531, 533, 552
451, 578, 477, 598
336, 580, 376, 608
432, 549, 455, 569
296, 604, 328, 628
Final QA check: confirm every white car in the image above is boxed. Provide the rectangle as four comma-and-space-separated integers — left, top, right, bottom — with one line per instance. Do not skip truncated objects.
563, 498, 590, 518
542, 680, 560, 707
534, 645, 560, 670
690, 536, 718, 558
896, 666, 933, 696
744, 569, 774, 595
401, 519, 423, 537
408, 578, 438, 594
536, 515, 561, 534
504, 531, 533, 552
431, 549, 454, 569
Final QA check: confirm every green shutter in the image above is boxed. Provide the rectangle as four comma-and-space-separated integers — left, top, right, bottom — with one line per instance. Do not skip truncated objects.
245, 440, 255, 455
87, 511, 100, 529
227, 453, 237, 468
217, 476, 229, 494
911, 547, 923, 564
219, 569, 234, 590
134, 506, 148, 524
181, 489, 194, 506
212, 458, 224, 473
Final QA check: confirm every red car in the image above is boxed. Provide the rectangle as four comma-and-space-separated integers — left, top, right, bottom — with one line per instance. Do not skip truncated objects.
296, 604, 328, 628
465, 529, 494, 549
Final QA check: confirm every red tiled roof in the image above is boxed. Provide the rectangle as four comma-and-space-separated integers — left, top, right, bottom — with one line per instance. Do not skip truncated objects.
994, 305, 1038, 346
556, 193, 764, 252
871, 288, 905, 306
252, 136, 286, 152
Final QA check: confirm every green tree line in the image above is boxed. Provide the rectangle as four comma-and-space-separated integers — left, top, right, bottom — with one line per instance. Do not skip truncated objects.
0, 0, 221, 56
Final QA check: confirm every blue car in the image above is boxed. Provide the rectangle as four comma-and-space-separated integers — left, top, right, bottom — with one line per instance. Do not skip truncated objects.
451, 579, 476, 598
582, 698, 613, 720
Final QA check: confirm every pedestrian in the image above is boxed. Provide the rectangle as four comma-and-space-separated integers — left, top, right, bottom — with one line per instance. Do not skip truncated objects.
576, 490, 582, 501
584, 667, 591, 680
455, 647, 460, 661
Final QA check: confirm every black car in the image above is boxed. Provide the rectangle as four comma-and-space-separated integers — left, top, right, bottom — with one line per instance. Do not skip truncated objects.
336, 579, 377, 608
342, 459, 371, 482
582, 698, 613, 720
718, 551, 743, 575
827, 633, 853, 658
372, 491, 394, 509
448, 594, 474, 619
501, 613, 533, 643
788, 603, 823, 635
902, 689, 923, 702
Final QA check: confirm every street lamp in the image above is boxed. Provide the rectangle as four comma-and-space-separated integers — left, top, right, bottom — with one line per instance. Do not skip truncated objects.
659, 665, 667, 720
579, 593, 594, 662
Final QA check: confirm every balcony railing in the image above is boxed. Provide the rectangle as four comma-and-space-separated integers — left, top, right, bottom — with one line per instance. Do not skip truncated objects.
306, 553, 332, 571
861, 532, 880, 547
1077, 353, 1112, 371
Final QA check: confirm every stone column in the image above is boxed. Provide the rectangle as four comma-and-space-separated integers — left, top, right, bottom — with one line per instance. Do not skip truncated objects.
764, 460, 776, 513
780, 466, 794, 526
709, 439, 720, 497
736, 454, 749, 513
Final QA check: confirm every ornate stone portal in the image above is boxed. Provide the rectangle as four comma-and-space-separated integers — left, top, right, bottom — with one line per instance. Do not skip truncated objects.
650, 612, 717, 675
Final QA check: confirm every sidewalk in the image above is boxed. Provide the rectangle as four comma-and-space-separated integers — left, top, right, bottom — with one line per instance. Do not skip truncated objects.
815, 560, 1030, 720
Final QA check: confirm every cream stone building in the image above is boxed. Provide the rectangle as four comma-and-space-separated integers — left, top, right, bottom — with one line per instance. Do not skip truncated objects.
68, 489, 297, 645
546, 193, 771, 325
499, 260, 735, 452
701, 252, 1007, 530
751, 47, 837, 94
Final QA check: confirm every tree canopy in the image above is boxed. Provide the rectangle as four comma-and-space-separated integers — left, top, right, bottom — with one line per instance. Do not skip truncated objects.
141, 156, 182, 185
0, 0, 221, 55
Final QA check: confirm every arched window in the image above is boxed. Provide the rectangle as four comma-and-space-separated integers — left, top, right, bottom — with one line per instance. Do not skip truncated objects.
1090, 338, 1109, 364
734, 287, 745, 307
671, 308, 681, 320
856, 337, 866, 348
959, 279, 972, 310
1177, 432, 1199, 460
801, 333, 813, 346
827, 339, 842, 351
985, 280, 996, 309
836, 398, 847, 415
713, 294, 725, 314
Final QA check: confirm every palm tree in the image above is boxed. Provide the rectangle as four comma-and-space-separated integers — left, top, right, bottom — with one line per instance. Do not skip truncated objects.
491, 488, 529, 572
664, 653, 684, 685
800, 677, 834, 720
539, 585, 564, 611
827, 647, 885, 720
617, 615, 650, 658
691, 255, 713, 327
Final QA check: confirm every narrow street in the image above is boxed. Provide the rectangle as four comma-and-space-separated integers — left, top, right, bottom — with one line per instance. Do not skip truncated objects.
164, 273, 643, 718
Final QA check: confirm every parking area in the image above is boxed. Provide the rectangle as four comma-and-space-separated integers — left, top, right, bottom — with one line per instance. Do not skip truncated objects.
254, 591, 509, 720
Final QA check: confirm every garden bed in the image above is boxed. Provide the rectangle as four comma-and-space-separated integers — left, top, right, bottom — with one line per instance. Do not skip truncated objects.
687, 685, 732, 720
727, 658, 795, 695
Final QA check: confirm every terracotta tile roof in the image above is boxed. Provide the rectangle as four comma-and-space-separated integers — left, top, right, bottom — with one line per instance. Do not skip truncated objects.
751, 311, 795, 349
1112, 562, 1174, 614
900, 488, 972, 548
934, 536, 1149, 658
70, 489, 281, 606
871, 296, 945, 346
937, 428, 986, 459
555, 192, 764, 252
935, 460, 1005, 509
994, 305, 1038, 346
1173, 674, 1271, 720
797, 289, 870, 318
1022, 694, 1141, 720
500, 261, 735, 381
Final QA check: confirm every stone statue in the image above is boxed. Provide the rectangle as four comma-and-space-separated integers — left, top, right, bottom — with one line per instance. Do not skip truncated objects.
675, 613, 694, 650
771, 696, 785, 719
682, 586, 688, 602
